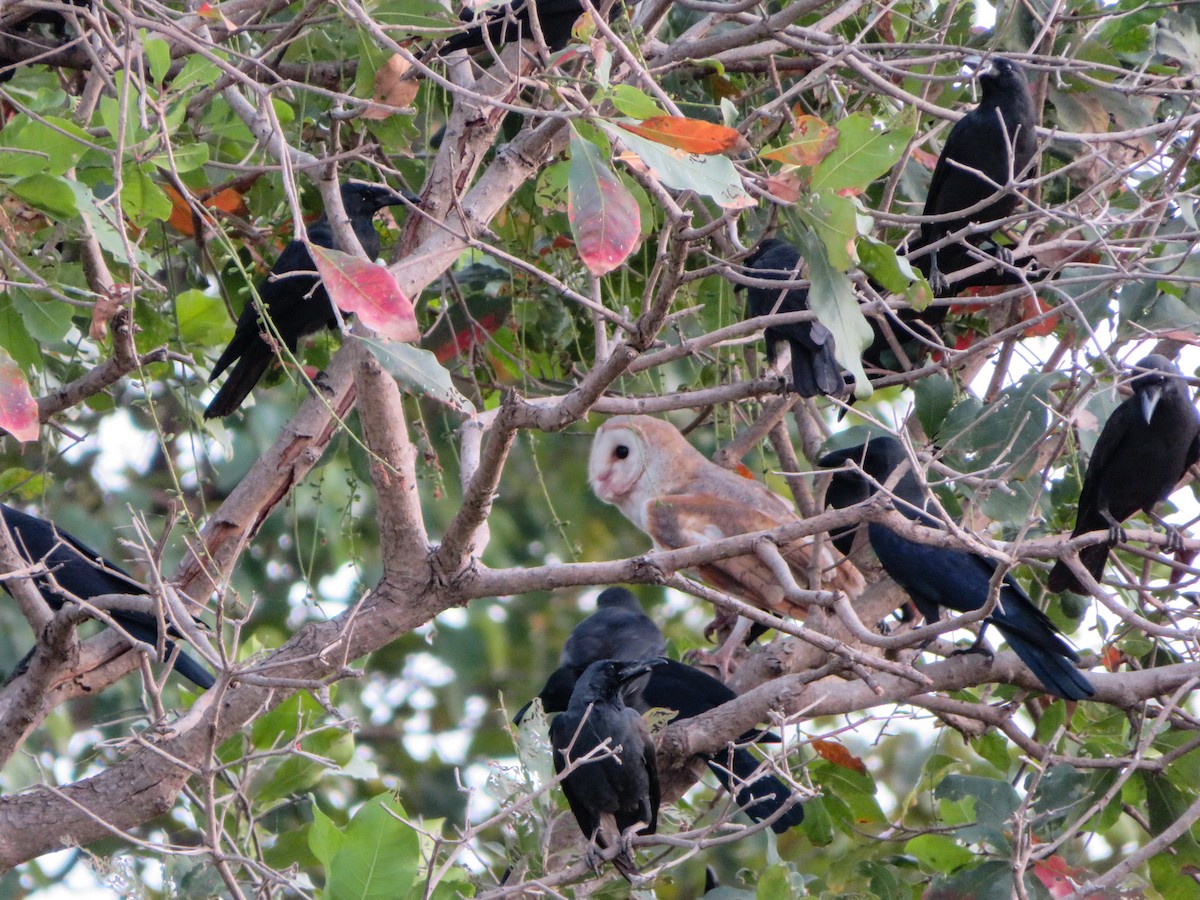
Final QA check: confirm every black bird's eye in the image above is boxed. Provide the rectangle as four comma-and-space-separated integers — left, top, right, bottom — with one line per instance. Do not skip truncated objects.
614, 445, 630, 460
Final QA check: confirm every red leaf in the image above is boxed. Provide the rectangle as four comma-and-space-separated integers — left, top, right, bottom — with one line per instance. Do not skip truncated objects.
568, 131, 641, 276
811, 739, 867, 773
308, 245, 418, 342
0, 353, 38, 443
618, 117, 747, 155
1033, 857, 1084, 898
165, 184, 247, 236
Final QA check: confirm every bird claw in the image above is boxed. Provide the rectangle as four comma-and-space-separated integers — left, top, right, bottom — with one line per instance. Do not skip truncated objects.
312, 370, 336, 398
1165, 525, 1186, 554
1107, 524, 1127, 546
583, 845, 604, 873
951, 638, 994, 661
992, 245, 1014, 267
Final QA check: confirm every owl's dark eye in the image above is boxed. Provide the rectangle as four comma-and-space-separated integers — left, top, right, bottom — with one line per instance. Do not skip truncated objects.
614, 444, 630, 460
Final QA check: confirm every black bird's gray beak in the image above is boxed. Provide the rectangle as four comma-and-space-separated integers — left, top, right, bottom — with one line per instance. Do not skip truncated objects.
617, 658, 664, 685
1140, 384, 1163, 423
964, 55, 989, 76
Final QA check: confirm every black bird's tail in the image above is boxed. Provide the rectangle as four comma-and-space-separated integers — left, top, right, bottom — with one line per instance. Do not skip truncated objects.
1047, 542, 1109, 595
205, 350, 273, 419
789, 332, 843, 399
112, 613, 216, 690
707, 747, 804, 833
990, 622, 1094, 701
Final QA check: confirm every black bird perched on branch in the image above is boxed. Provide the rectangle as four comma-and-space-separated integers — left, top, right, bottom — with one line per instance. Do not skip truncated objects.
516, 588, 804, 833
737, 238, 843, 398
437, 0, 607, 56
912, 56, 1037, 297
204, 181, 413, 419
820, 437, 1094, 701
1047, 355, 1200, 595
0, 506, 214, 689
550, 658, 660, 880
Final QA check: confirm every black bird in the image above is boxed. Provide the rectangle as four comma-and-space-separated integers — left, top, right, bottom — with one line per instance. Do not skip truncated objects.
0, 505, 214, 689
550, 659, 660, 879
516, 589, 803, 832
560, 586, 665, 670
529, 659, 803, 833
438, 0, 603, 56
205, 181, 412, 419
819, 437, 1094, 701
1048, 355, 1200, 595
737, 238, 843, 398
914, 56, 1037, 297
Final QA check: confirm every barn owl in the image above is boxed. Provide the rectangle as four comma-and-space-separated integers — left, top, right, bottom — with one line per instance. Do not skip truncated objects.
588, 415, 865, 670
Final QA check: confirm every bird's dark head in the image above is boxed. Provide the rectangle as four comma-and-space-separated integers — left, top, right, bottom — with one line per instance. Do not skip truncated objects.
973, 56, 1028, 98
595, 586, 641, 611
742, 238, 801, 275
1129, 354, 1185, 423
574, 658, 665, 702
818, 435, 907, 484
340, 181, 417, 216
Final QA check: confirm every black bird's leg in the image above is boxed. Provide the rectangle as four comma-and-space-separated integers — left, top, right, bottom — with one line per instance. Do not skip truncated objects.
1149, 512, 1187, 554
312, 370, 336, 398
1100, 509, 1128, 547
927, 248, 948, 296
951, 623, 995, 660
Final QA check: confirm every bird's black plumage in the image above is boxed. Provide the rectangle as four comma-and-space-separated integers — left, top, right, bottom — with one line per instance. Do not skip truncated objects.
550, 659, 660, 879
516, 589, 803, 833
738, 238, 843, 398
439, 0, 601, 56
820, 437, 1094, 701
1, 505, 213, 689
204, 182, 411, 419
1048, 355, 1200, 595
915, 57, 1037, 296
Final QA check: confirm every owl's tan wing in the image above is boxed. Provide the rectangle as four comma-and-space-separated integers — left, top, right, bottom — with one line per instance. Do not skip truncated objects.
643, 493, 861, 616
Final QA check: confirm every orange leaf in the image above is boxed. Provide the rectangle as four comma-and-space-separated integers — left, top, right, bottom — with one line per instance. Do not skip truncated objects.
363, 54, 419, 120
912, 147, 940, 170
812, 739, 867, 774
1102, 645, 1123, 672
165, 184, 247, 236
308, 244, 419, 342
733, 462, 754, 480
762, 115, 838, 167
1021, 294, 1059, 337
618, 117, 746, 156
0, 352, 38, 443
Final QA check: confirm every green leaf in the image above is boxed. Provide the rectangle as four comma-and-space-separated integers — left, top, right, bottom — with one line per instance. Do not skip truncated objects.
10, 286, 76, 344
755, 864, 793, 900
800, 794, 834, 846
811, 111, 916, 194
857, 235, 931, 306
358, 337, 476, 415
905, 834, 975, 874
309, 799, 347, 873
534, 160, 569, 211
173, 53, 223, 92
798, 191, 859, 270
120, 162, 172, 226
256, 728, 354, 804
10, 174, 78, 219
925, 861, 1020, 900
608, 85, 666, 119
0, 115, 91, 177
176, 289, 235, 347
152, 141, 210, 173
795, 227, 873, 399
144, 35, 171, 84
935, 774, 1021, 849
327, 793, 420, 900
914, 374, 956, 439
0, 296, 42, 370
600, 121, 755, 209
